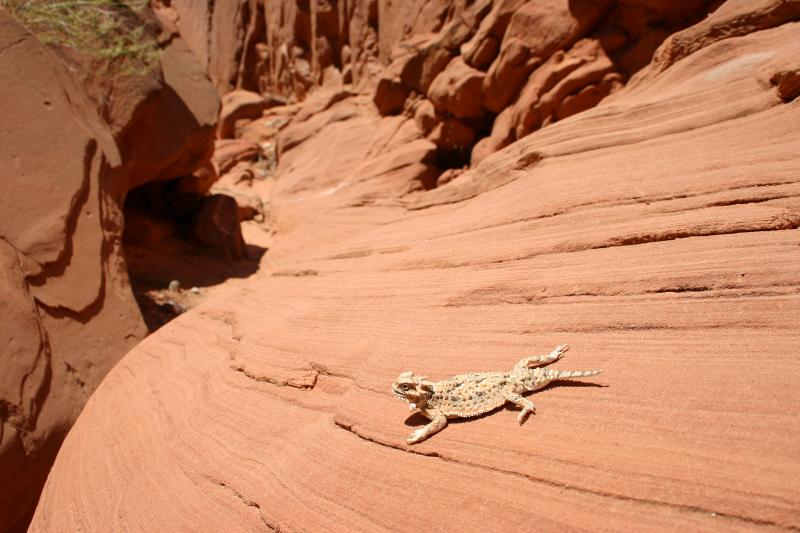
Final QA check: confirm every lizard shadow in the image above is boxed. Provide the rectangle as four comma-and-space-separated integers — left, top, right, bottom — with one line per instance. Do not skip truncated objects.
539, 380, 607, 391
403, 379, 607, 427
404, 412, 497, 427
403, 412, 432, 427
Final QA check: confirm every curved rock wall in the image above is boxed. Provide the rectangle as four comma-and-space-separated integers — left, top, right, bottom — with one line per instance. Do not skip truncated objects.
0, 9, 220, 530
0, 12, 149, 530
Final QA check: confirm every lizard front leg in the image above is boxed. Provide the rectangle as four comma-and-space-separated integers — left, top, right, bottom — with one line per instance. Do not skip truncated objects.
502, 388, 536, 425
407, 412, 447, 444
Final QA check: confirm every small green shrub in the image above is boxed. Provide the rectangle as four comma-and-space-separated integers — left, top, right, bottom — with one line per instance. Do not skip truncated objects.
1, 0, 159, 70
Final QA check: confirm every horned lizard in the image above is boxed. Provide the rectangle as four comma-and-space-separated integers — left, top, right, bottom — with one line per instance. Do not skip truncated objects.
391, 345, 601, 444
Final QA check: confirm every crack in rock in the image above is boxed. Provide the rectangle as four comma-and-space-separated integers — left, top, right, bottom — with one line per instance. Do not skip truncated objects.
231, 363, 319, 390
203, 474, 280, 531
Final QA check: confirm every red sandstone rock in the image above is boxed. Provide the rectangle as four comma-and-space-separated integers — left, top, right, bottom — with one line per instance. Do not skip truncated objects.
427, 57, 486, 119
211, 175, 267, 223
174, 160, 220, 197
470, 105, 515, 166
373, 71, 412, 115
470, 36, 623, 160
275, 99, 440, 203
427, 117, 477, 153
431, 0, 492, 52
435, 167, 467, 187
373, 2, 490, 119
464, 33, 500, 70
213, 139, 263, 175
89, 65, 163, 142
194, 194, 248, 259
397, 33, 454, 94
618, 27, 671, 76
644, 0, 800, 80
617, 0, 709, 14
511, 38, 618, 139
413, 99, 438, 137
293, 87, 357, 123
161, 0, 212, 67
0, 13, 148, 529
377, 0, 451, 60
771, 68, 800, 101
355, 137, 440, 194
482, 0, 611, 112
207, 0, 250, 93
217, 90, 270, 139
278, 99, 362, 156
258, 0, 379, 100
122, 38, 220, 190
461, 0, 525, 69
202, 0, 267, 94
555, 72, 624, 120
482, 37, 542, 113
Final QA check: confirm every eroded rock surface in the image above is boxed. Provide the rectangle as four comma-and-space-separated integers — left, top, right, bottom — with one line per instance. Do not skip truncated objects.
0, 6, 227, 529
0, 13, 148, 530
156, 0, 746, 177
30, 5, 800, 532
120, 37, 220, 191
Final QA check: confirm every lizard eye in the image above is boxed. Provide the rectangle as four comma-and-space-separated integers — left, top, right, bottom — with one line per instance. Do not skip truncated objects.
400, 384, 410, 391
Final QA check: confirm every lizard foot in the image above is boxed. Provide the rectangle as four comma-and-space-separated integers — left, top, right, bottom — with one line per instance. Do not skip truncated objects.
407, 428, 428, 444
517, 406, 536, 425
552, 344, 569, 358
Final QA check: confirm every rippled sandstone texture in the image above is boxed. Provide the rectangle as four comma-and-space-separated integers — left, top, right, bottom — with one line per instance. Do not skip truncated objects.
30, 0, 800, 531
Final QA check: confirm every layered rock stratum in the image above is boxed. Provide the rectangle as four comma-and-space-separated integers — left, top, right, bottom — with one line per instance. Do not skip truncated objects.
29, 0, 800, 531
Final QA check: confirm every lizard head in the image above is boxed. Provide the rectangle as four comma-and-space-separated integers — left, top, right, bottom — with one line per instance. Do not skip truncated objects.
392, 371, 435, 408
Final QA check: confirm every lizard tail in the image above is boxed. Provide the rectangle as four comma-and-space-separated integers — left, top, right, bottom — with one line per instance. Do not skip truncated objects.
549, 369, 603, 380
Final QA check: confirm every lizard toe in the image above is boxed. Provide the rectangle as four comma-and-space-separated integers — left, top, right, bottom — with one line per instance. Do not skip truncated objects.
407, 428, 425, 444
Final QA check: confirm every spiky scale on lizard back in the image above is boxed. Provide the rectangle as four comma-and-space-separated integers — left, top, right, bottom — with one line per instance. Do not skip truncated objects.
430, 371, 512, 418
391, 344, 603, 444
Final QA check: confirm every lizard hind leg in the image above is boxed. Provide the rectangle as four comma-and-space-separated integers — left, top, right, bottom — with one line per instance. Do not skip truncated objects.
514, 344, 569, 373
502, 389, 537, 425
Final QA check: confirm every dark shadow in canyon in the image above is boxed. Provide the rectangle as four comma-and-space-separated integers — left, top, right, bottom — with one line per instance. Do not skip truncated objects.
123, 179, 266, 332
